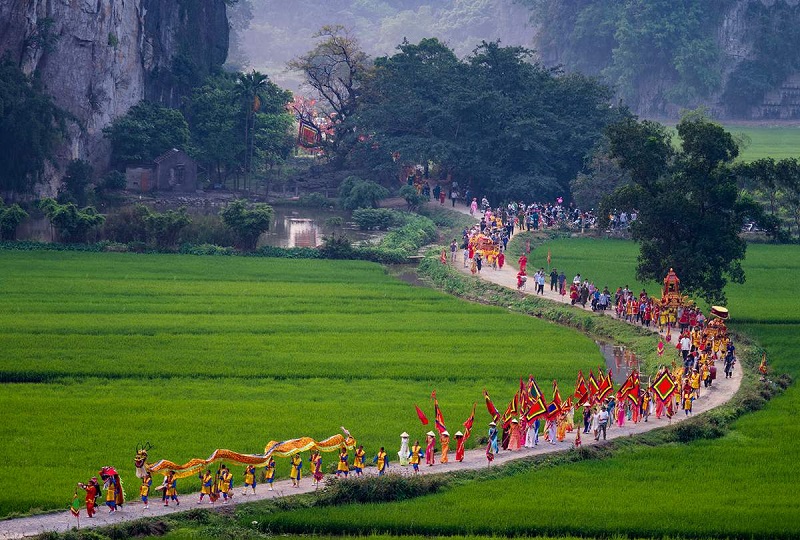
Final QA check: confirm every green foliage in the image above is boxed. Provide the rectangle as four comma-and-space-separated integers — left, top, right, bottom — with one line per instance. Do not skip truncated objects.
101, 170, 127, 191
736, 157, 800, 240
399, 185, 427, 211
0, 202, 28, 241
144, 206, 191, 249
298, 192, 331, 208
351, 208, 406, 230
39, 198, 104, 243
347, 39, 614, 200
219, 199, 273, 250
101, 204, 149, 244
59, 159, 93, 205
103, 101, 190, 164
338, 176, 389, 209
0, 58, 67, 193
604, 113, 752, 304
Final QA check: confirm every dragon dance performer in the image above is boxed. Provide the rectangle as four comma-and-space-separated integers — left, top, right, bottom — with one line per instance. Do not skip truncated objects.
218, 465, 233, 504
310, 451, 324, 489
139, 472, 152, 510
243, 465, 256, 495
337, 446, 349, 477
264, 457, 276, 490
290, 454, 302, 487
163, 470, 179, 506
77, 477, 100, 518
353, 445, 365, 476
199, 469, 214, 504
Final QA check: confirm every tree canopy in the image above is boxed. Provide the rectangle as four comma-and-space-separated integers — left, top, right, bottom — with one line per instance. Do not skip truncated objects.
602, 113, 754, 304
103, 101, 190, 164
337, 39, 615, 201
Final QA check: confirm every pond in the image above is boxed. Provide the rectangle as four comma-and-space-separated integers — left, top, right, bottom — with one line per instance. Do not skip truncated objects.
14, 204, 381, 248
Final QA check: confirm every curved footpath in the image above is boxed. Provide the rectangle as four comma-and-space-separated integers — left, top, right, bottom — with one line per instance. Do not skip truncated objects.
0, 208, 742, 539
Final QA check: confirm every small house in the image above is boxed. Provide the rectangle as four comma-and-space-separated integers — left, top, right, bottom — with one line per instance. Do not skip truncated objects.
125, 148, 198, 193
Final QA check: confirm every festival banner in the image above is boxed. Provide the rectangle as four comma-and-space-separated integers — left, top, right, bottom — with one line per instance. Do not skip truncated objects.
574, 370, 589, 404
546, 380, 562, 419
524, 377, 548, 421
432, 390, 447, 434
596, 368, 613, 401
652, 369, 677, 403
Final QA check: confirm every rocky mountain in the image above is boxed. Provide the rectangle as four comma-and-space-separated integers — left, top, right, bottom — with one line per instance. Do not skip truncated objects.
526, 0, 800, 120
0, 0, 229, 194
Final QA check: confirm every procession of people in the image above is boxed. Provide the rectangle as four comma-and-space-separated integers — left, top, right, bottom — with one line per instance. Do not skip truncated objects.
68, 196, 740, 522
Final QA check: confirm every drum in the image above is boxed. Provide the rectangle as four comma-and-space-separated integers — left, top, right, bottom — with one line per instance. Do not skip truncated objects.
710, 366, 717, 380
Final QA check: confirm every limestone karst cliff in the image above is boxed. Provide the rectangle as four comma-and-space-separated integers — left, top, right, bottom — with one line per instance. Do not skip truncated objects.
0, 0, 228, 194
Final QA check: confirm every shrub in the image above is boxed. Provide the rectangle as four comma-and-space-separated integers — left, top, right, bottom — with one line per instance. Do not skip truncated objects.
220, 199, 273, 250
298, 192, 330, 207
179, 214, 235, 246
317, 473, 448, 506
338, 176, 389, 210
0, 202, 28, 240
39, 198, 104, 243
352, 208, 406, 230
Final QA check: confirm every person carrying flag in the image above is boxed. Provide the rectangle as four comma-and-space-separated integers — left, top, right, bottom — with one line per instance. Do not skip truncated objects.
77, 477, 100, 518
425, 431, 436, 466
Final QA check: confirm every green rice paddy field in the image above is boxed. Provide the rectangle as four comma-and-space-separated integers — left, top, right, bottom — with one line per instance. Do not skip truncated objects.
0, 251, 603, 518
260, 240, 800, 539
668, 124, 800, 162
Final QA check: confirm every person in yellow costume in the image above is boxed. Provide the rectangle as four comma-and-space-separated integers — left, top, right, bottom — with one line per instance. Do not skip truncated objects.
290, 453, 302, 487
409, 440, 421, 474
218, 465, 233, 504
140, 472, 152, 510
690, 369, 701, 398
199, 469, 214, 504
440, 431, 450, 463
337, 446, 350, 478
375, 447, 388, 475
353, 445, 366, 476
264, 457, 276, 490
243, 465, 256, 495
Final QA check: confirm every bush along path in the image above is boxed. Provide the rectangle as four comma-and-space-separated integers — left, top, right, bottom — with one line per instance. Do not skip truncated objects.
0, 214, 745, 540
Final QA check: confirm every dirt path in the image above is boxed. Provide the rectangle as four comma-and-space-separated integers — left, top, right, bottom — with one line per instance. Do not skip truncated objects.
0, 206, 743, 539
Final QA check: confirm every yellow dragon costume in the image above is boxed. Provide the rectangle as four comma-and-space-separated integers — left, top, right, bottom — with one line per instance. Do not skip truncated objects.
134, 427, 356, 479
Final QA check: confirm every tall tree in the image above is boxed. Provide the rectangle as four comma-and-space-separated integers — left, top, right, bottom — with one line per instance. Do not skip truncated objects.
289, 25, 369, 153
233, 71, 292, 191
604, 113, 755, 304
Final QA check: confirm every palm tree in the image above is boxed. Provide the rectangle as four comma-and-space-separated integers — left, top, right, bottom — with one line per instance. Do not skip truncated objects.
234, 70, 269, 191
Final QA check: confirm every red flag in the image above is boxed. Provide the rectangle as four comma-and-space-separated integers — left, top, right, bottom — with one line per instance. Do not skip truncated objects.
652, 369, 677, 403
574, 370, 589, 404
414, 404, 429, 425
617, 371, 634, 400
596, 370, 613, 401
627, 372, 641, 405
588, 369, 599, 397
484, 389, 500, 421
463, 402, 477, 439
502, 394, 518, 428
524, 377, 548, 421
298, 120, 320, 147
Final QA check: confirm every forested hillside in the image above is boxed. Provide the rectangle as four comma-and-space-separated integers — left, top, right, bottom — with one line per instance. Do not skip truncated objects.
523, 0, 800, 119
231, 0, 533, 90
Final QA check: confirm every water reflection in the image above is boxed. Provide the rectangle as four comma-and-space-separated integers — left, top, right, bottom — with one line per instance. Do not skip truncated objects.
596, 341, 639, 383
